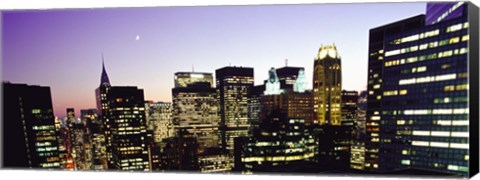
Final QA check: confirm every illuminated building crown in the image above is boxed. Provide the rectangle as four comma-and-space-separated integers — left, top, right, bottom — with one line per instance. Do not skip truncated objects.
317, 44, 340, 60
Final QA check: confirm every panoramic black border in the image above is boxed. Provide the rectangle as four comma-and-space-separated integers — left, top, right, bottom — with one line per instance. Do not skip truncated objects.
468, 1, 479, 178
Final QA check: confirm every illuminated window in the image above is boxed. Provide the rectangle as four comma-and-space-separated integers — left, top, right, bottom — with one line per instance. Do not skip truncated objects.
456, 84, 468, 90
412, 130, 429, 136
439, 50, 453, 58
450, 143, 469, 149
385, 49, 400, 57
412, 141, 429, 146
407, 57, 418, 63
451, 132, 468, 137
383, 90, 397, 96
449, 37, 460, 44
401, 160, 411, 165
32, 109, 41, 114
462, 35, 469, 41
439, 39, 449, 46
419, 43, 428, 50
431, 131, 450, 137
444, 85, 455, 92
446, 23, 462, 32
430, 142, 449, 148
399, 89, 407, 95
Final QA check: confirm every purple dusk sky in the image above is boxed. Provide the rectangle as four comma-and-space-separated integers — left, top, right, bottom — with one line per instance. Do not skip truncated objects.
2, 2, 427, 118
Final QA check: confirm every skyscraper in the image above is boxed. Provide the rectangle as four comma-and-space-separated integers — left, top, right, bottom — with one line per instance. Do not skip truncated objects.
275, 66, 305, 91
365, 15, 426, 171
107, 86, 150, 171
3, 82, 60, 168
368, 2, 471, 176
174, 72, 214, 88
95, 56, 113, 167
145, 101, 174, 143
172, 74, 220, 153
341, 90, 359, 123
215, 66, 254, 152
312, 45, 342, 125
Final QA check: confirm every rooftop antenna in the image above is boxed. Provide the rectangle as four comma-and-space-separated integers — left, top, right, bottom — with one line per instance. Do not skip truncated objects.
229, 62, 231, 66
285, 59, 288, 67
192, 65, 194, 72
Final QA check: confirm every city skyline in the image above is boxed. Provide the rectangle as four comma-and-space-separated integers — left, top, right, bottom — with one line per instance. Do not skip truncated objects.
1, 1, 476, 177
2, 3, 428, 118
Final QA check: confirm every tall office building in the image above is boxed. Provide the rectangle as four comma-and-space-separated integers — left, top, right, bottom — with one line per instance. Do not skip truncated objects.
95, 57, 113, 167
215, 66, 254, 152
365, 14, 426, 171
94, 58, 149, 170
275, 66, 305, 91
368, 2, 471, 176
312, 45, 342, 125
107, 86, 150, 171
145, 101, 174, 143
247, 85, 265, 132
172, 74, 220, 153
80, 108, 105, 170
3, 82, 60, 168
66, 108, 88, 170
174, 72, 214, 88
234, 110, 315, 173
234, 67, 315, 172
341, 90, 359, 123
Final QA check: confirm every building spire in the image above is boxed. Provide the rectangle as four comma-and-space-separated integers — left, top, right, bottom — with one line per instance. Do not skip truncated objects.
100, 52, 111, 86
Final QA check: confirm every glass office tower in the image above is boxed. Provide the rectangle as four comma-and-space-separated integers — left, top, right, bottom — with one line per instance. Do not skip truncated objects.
3, 83, 60, 168
369, 2, 470, 176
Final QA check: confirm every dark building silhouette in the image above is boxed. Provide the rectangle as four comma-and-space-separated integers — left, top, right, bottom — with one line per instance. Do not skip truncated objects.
234, 110, 314, 173
312, 122, 355, 171
247, 85, 265, 133
3, 82, 60, 168
341, 90, 359, 123
160, 132, 199, 171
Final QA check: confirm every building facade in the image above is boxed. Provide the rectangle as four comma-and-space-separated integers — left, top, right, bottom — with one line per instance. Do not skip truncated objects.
174, 72, 214, 88
172, 79, 221, 153
378, 2, 470, 176
313, 45, 342, 125
107, 86, 150, 171
3, 83, 60, 168
215, 66, 254, 152
365, 14, 426, 171
364, 2, 471, 176
145, 101, 174, 143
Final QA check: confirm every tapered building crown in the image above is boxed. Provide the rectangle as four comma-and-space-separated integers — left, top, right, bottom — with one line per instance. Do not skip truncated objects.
100, 54, 111, 87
